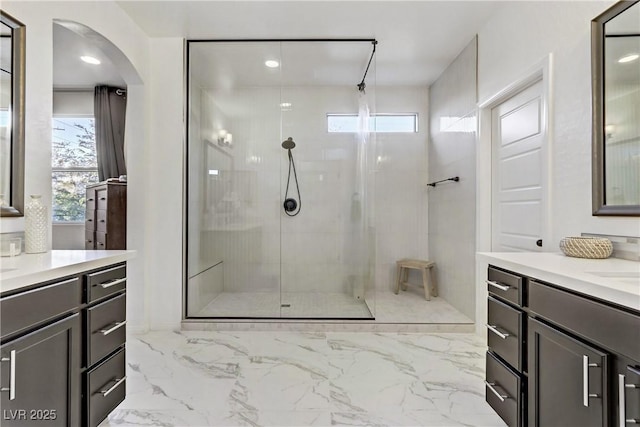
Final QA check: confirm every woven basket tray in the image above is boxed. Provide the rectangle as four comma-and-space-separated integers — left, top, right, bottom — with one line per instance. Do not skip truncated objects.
559, 237, 613, 259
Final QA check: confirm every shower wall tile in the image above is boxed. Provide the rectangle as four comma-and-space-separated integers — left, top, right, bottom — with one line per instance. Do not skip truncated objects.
373, 87, 430, 293
428, 37, 478, 320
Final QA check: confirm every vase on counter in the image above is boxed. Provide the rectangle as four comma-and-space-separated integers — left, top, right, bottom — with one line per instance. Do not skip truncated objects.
25, 195, 48, 253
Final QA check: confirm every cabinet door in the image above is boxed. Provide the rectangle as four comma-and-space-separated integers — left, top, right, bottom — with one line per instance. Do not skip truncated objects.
528, 317, 609, 427
615, 358, 640, 427
0, 314, 80, 426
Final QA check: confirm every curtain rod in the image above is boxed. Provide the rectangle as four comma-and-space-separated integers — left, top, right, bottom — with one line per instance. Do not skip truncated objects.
187, 38, 377, 43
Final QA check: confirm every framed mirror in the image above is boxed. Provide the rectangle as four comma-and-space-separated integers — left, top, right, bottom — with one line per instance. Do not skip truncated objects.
592, 0, 640, 216
0, 11, 25, 217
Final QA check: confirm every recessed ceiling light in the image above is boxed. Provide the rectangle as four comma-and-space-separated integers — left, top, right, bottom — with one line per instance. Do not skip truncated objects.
265, 60, 279, 68
80, 56, 101, 65
280, 102, 292, 108
618, 53, 639, 63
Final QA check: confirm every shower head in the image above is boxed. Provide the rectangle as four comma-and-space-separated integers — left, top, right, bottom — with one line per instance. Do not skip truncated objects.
282, 137, 296, 150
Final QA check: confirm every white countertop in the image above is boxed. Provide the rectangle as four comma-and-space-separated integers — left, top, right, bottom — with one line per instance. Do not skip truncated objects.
0, 250, 135, 295
477, 252, 640, 311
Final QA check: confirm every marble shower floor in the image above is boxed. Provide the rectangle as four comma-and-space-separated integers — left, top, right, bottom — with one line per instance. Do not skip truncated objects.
99, 331, 506, 427
192, 287, 472, 326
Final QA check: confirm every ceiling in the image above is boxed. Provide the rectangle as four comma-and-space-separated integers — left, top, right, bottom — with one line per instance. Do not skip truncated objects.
53, 23, 125, 89
54, 1, 505, 89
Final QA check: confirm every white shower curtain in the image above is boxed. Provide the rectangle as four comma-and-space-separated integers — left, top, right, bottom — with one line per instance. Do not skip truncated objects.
346, 91, 372, 299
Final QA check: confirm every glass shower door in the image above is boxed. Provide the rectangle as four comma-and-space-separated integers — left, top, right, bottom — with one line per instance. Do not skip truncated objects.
278, 41, 375, 319
186, 42, 283, 318
185, 40, 375, 319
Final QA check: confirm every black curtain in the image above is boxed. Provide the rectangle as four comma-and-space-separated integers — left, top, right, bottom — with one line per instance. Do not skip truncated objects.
94, 86, 127, 181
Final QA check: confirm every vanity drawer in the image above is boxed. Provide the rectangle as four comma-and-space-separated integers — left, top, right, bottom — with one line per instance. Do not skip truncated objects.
96, 209, 107, 232
1, 277, 81, 339
488, 296, 524, 371
85, 230, 96, 250
86, 347, 126, 427
86, 293, 126, 367
487, 266, 524, 307
96, 188, 108, 211
529, 280, 640, 361
86, 264, 126, 303
486, 350, 522, 427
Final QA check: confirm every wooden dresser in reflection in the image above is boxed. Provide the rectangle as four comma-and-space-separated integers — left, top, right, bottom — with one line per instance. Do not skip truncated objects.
85, 181, 127, 249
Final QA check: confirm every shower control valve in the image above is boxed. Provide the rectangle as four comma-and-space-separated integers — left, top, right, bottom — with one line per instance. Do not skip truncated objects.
283, 198, 298, 213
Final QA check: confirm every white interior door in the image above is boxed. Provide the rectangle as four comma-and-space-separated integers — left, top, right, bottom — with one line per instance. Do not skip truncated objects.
491, 79, 548, 252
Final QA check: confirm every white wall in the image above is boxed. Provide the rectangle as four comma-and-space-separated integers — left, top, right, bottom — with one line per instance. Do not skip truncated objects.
146, 37, 184, 330
474, 0, 640, 331
428, 38, 477, 320
477, 0, 639, 244
1, 0, 151, 332
375, 87, 429, 292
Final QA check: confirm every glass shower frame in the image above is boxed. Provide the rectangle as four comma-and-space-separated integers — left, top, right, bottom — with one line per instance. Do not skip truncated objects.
184, 39, 377, 320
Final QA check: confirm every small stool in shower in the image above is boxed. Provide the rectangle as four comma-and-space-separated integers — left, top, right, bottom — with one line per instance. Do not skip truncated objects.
395, 259, 438, 300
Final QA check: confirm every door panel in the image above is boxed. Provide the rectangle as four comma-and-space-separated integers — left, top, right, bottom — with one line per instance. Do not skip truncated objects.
0, 314, 80, 426
528, 317, 609, 427
492, 80, 547, 252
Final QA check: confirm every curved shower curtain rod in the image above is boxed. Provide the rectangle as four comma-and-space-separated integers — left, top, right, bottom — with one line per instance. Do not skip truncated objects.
357, 40, 378, 93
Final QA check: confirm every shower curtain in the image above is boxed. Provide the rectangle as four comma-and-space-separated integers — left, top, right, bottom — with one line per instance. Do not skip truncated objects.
346, 92, 372, 300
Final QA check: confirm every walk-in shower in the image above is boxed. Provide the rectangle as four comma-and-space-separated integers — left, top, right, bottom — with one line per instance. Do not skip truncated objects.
185, 40, 377, 319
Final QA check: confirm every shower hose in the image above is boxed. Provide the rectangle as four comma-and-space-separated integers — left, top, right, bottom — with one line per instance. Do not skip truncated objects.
284, 148, 301, 216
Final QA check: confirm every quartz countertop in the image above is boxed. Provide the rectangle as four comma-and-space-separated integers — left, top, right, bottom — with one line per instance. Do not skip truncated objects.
0, 250, 134, 295
477, 252, 640, 311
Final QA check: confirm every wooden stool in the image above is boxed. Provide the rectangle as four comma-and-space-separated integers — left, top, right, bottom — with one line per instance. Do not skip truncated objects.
395, 259, 438, 300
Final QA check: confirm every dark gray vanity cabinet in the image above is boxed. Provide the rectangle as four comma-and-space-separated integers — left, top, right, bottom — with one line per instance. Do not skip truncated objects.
0, 260, 128, 427
528, 279, 640, 427
486, 265, 640, 427
0, 278, 82, 427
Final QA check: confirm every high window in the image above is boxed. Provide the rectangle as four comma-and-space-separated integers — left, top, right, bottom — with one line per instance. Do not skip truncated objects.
327, 113, 418, 133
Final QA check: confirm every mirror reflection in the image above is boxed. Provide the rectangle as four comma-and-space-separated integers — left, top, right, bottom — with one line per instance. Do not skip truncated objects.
603, 1, 640, 207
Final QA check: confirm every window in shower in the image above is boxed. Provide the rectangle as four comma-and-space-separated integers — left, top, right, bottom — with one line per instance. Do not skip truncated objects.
185, 40, 377, 320
327, 113, 418, 133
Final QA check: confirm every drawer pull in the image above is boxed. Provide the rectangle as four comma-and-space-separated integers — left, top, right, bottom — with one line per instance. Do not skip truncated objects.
100, 197, 106, 201
628, 366, 640, 377
486, 280, 510, 292
88, 198, 94, 202
583, 355, 600, 407
94, 277, 126, 289
100, 219, 106, 223
0, 350, 16, 400
486, 324, 510, 339
99, 376, 126, 397
87, 218, 93, 222
99, 321, 126, 336
485, 380, 510, 402
621, 370, 640, 427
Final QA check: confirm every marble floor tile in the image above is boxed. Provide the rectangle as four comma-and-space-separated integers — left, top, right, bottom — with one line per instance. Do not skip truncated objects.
99, 331, 505, 427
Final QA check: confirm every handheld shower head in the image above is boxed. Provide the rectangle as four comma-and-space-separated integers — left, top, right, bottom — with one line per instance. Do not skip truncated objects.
282, 137, 296, 150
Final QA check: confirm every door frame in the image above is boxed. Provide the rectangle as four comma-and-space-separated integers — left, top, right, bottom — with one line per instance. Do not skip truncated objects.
477, 54, 554, 254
